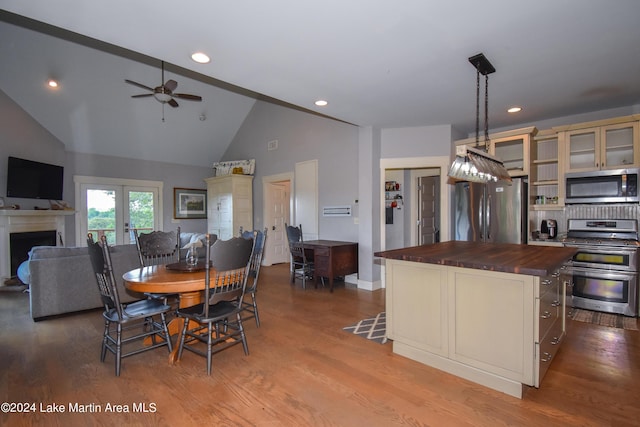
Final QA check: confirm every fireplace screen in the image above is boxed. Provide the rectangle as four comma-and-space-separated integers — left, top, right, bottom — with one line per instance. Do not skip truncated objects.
9, 230, 57, 277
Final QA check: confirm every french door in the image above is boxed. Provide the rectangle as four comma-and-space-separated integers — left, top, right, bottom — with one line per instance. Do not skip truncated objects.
74, 176, 163, 246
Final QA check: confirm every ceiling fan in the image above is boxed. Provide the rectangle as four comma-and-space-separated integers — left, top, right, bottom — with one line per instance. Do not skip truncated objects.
125, 61, 203, 108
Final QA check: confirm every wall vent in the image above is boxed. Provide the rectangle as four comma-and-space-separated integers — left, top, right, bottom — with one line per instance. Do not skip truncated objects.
322, 205, 351, 217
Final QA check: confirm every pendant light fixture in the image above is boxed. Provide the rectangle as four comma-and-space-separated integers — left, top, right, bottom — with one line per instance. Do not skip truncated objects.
448, 53, 511, 183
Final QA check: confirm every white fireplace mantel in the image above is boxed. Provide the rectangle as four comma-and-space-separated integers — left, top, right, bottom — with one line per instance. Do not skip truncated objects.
0, 210, 75, 280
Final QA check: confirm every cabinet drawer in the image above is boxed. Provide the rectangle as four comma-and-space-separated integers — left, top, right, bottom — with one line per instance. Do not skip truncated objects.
314, 247, 330, 256
539, 272, 559, 298
539, 290, 560, 339
538, 318, 564, 383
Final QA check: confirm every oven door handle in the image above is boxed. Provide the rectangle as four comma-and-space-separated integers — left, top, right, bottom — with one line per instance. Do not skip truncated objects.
564, 245, 636, 256
565, 266, 637, 280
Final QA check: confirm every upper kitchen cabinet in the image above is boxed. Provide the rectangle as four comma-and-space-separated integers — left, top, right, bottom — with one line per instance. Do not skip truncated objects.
530, 129, 564, 210
454, 126, 537, 177
560, 115, 640, 173
205, 174, 253, 241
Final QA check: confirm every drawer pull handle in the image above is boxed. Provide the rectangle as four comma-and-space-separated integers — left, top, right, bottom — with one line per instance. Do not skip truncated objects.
542, 279, 552, 286
541, 311, 552, 319
551, 300, 560, 307
550, 337, 560, 345
541, 352, 552, 363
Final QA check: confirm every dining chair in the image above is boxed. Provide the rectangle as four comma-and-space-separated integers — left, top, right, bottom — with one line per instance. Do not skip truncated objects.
87, 233, 173, 376
134, 227, 181, 307
175, 234, 254, 375
134, 227, 180, 266
285, 223, 314, 289
239, 227, 267, 327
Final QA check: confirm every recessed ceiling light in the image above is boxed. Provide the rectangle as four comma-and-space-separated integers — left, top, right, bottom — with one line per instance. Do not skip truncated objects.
315, 100, 328, 107
507, 106, 522, 113
47, 79, 58, 88
191, 52, 210, 64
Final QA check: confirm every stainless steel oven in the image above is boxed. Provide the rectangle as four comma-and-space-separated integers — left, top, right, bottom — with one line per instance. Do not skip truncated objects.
567, 264, 638, 317
563, 219, 639, 317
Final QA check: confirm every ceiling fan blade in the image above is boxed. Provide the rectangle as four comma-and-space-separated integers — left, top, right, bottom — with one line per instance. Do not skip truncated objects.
131, 94, 154, 98
174, 93, 202, 101
168, 98, 179, 108
164, 79, 178, 92
125, 79, 154, 92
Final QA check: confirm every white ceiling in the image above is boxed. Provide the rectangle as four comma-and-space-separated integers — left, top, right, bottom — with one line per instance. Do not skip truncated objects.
1, 1, 640, 167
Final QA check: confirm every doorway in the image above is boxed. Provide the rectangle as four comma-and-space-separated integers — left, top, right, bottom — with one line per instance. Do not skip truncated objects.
262, 173, 293, 266
380, 156, 450, 252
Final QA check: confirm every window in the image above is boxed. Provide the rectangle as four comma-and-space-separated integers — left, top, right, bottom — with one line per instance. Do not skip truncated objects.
74, 176, 163, 246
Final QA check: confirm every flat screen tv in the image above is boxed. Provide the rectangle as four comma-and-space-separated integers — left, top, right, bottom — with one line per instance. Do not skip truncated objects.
6, 156, 64, 200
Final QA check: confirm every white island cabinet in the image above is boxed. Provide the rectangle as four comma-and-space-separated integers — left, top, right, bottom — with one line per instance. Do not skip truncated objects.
378, 241, 574, 399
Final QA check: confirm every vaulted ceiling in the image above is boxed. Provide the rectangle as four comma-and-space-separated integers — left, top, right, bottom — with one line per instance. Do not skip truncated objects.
1, 1, 639, 167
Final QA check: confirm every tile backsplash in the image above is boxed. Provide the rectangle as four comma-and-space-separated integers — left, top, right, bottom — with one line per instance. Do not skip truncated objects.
530, 204, 640, 235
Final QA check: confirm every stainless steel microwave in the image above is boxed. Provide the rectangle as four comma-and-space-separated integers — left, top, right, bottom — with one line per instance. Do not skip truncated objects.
565, 168, 639, 204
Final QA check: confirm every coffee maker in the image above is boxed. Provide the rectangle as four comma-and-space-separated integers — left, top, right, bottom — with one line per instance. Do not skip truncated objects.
541, 219, 557, 239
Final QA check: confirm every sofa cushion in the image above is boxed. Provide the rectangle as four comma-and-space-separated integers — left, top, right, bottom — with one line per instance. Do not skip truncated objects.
179, 232, 211, 259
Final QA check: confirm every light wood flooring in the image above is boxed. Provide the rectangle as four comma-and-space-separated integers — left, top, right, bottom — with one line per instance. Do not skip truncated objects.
1, 263, 639, 426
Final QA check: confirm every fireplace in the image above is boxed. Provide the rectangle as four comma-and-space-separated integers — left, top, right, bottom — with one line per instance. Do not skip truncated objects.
0, 210, 74, 281
9, 230, 57, 277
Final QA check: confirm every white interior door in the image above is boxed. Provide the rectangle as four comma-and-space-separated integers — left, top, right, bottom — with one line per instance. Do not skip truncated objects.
294, 159, 318, 240
262, 173, 292, 266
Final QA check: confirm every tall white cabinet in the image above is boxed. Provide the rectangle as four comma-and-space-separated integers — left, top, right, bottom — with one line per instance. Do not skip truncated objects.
205, 175, 253, 240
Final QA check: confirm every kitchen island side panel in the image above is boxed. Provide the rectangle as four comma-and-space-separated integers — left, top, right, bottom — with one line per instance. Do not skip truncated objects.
384, 258, 542, 399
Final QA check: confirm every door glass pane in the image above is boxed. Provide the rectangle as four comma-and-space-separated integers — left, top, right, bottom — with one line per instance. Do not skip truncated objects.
87, 189, 116, 245
128, 191, 155, 244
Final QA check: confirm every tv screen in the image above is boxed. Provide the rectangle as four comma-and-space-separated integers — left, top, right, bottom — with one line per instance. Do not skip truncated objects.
6, 156, 64, 200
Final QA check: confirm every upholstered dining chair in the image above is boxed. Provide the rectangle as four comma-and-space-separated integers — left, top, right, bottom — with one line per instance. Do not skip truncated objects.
175, 234, 254, 375
87, 233, 173, 376
239, 227, 267, 327
134, 227, 181, 306
285, 223, 314, 289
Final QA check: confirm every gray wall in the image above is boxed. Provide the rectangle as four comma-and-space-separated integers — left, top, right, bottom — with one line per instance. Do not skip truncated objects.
0, 89, 212, 245
222, 99, 360, 242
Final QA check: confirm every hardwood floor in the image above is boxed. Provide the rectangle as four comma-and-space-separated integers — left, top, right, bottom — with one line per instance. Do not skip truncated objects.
1, 263, 639, 426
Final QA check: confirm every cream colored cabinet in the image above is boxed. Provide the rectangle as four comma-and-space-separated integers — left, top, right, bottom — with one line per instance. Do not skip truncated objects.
563, 117, 640, 172
205, 175, 253, 240
536, 269, 564, 385
386, 260, 448, 357
384, 258, 565, 398
454, 126, 536, 177
530, 129, 564, 209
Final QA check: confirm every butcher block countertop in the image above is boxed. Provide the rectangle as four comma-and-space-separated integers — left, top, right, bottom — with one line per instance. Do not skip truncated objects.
374, 241, 577, 277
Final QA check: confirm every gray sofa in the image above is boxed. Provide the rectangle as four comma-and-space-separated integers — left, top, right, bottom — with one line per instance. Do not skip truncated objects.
25, 231, 209, 321
26, 244, 142, 321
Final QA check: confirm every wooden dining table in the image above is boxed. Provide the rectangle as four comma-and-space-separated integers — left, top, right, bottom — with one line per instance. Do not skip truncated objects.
123, 261, 213, 363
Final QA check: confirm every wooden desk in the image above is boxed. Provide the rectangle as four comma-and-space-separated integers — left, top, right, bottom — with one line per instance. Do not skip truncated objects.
123, 264, 213, 363
298, 240, 358, 292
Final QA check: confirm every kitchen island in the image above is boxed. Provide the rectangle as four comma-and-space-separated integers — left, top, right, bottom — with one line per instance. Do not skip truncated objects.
375, 241, 577, 399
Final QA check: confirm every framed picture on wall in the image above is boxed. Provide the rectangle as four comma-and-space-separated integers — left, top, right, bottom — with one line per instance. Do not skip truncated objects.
173, 188, 207, 219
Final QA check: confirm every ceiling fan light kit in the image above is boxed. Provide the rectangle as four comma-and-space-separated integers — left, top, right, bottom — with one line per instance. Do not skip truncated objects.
125, 60, 202, 117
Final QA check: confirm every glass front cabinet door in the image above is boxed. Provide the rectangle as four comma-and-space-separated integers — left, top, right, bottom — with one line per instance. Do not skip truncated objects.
565, 119, 639, 173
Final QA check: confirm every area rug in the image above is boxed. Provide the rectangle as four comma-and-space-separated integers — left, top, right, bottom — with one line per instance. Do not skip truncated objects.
571, 308, 638, 331
343, 312, 388, 344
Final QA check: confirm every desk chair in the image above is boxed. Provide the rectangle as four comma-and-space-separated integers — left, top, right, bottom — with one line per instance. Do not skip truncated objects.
239, 227, 267, 327
285, 223, 315, 289
87, 233, 173, 376
176, 234, 254, 375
